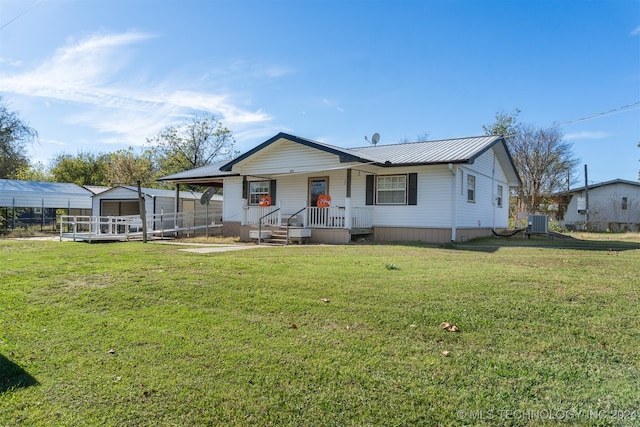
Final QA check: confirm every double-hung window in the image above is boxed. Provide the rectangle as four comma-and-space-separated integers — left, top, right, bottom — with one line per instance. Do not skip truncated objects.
249, 180, 270, 205
467, 175, 476, 203
496, 185, 503, 208
622, 197, 628, 210
376, 175, 407, 204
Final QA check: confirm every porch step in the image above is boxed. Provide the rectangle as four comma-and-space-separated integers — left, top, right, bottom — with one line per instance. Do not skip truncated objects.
251, 226, 311, 245
266, 228, 289, 245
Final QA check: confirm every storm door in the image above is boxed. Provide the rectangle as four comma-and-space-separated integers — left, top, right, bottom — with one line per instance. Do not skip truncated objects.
308, 177, 328, 207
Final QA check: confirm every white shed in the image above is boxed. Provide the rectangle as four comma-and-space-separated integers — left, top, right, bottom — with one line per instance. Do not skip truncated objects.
91, 186, 222, 231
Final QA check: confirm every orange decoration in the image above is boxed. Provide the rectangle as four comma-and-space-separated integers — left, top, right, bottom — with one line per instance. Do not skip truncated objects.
317, 194, 331, 207
258, 195, 272, 207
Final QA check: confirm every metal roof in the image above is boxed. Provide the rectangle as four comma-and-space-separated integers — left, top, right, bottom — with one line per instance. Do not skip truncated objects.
555, 178, 640, 195
157, 159, 238, 182
159, 133, 521, 186
347, 135, 504, 165
0, 179, 93, 209
96, 185, 206, 200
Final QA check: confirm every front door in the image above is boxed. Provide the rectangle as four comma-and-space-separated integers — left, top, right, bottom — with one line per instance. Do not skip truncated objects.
308, 177, 328, 207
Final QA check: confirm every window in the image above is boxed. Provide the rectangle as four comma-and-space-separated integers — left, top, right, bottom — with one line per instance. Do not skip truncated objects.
467, 175, 476, 203
249, 180, 270, 205
496, 185, 503, 208
376, 175, 407, 204
622, 197, 628, 210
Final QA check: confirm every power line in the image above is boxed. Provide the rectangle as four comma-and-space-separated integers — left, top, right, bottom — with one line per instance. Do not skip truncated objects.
0, 0, 43, 31
555, 101, 640, 127
500, 101, 640, 139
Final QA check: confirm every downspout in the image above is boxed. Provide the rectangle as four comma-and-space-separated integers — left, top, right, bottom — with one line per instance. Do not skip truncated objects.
448, 163, 456, 242
492, 152, 496, 231
345, 168, 352, 229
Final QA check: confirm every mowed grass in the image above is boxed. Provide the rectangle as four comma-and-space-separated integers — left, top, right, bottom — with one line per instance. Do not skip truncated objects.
1, 237, 639, 426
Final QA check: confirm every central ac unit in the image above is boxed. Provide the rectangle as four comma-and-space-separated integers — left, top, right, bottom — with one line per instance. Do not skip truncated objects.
528, 214, 548, 234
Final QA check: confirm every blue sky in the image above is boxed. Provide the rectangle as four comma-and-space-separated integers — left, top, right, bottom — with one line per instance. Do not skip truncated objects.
1, 0, 639, 185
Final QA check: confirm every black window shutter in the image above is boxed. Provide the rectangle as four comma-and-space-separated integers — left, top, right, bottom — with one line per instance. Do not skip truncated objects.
408, 173, 418, 205
242, 176, 248, 199
365, 175, 374, 205
270, 180, 277, 203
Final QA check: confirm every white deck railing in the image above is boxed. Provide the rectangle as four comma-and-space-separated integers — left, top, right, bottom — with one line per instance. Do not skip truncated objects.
244, 205, 281, 227
351, 207, 374, 228
59, 208, 222, 241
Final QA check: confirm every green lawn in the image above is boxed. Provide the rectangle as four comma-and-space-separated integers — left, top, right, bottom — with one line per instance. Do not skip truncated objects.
1, 237, 639, 426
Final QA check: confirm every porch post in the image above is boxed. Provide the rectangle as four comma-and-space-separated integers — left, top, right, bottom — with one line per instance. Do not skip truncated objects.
241, 176, 247, 226
345, 168, 352, 229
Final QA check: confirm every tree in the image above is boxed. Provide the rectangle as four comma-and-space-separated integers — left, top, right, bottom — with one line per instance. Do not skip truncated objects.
484, 110, 578, 214
106, 147, 156, 187
0, 96, 38, 179
50, 152, 110, 186
147, 113, 238, 178
15, 161, 51, 182
399, 132, 430, 144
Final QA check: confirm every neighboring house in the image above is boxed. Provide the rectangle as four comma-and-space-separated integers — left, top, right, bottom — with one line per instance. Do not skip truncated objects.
91, 186, 221, 231
0, 179, 93, 229
158, 132, 520, 243
555, 179, 640, 232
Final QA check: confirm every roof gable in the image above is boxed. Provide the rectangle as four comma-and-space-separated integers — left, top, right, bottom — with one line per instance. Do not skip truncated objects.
220, 133, 372, 171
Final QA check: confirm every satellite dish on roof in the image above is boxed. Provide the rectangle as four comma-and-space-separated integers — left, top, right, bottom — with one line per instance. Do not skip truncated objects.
371, 133, 380, 145
200, 187, 216, 205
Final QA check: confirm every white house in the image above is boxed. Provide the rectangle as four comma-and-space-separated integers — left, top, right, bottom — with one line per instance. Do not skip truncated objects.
556, 179, 640, 232
158, 133, 520, 243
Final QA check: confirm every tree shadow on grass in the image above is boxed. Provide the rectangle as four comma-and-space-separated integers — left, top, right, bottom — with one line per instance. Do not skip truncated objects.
0, 353, 39, 393
454, 235, 640, 253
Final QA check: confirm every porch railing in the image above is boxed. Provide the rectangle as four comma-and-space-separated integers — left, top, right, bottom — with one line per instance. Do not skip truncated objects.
244, 205, 373, 229
351, 207, 374, 228
245, 205, 281, 227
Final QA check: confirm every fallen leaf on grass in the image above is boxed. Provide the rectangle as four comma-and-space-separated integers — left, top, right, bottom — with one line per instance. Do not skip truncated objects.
442, 351, 450, 357
106, 348, 116, 354
321, 298, 330, 303
289, 323, 297, 329
441, 322, 459, 332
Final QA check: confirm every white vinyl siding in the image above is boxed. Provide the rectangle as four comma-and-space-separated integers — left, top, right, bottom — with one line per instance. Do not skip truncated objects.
223, 177, 244, 222
367, 166, 451, 228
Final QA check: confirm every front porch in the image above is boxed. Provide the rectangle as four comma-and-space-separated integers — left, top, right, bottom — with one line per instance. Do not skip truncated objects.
240, 203, 373, 244
244, 203, 373, 229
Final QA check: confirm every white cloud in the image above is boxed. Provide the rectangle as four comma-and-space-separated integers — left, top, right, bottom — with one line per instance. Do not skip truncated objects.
631, 26, 640, 36
564, 131, 609, 140
0, 57, 23, 67
0, 31, 275, 146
